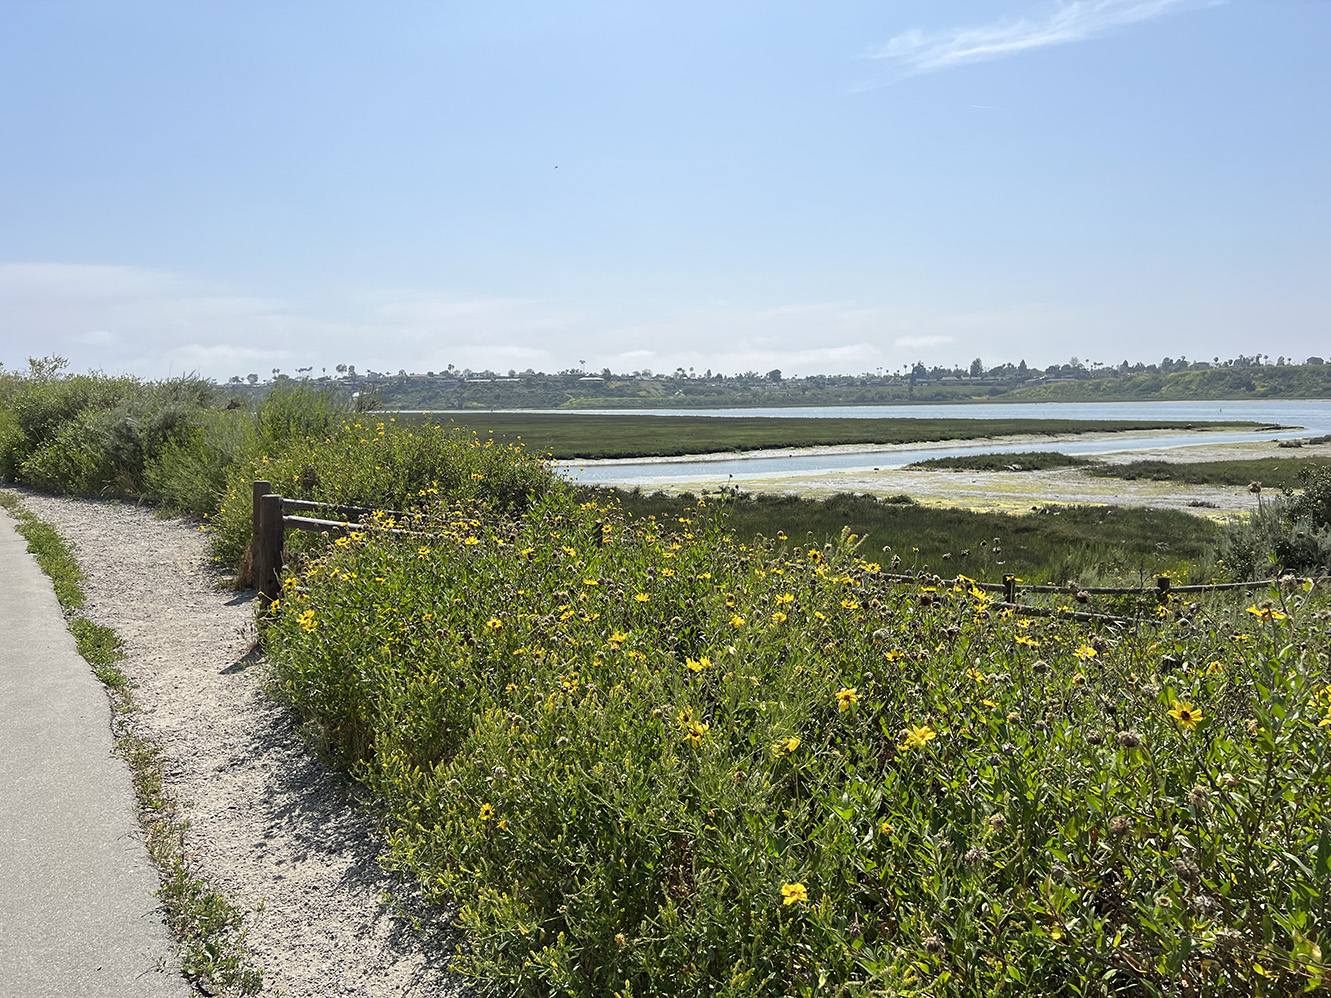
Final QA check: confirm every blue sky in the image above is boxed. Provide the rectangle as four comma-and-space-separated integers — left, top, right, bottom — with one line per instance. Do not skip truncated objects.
1, 1, 1327, 380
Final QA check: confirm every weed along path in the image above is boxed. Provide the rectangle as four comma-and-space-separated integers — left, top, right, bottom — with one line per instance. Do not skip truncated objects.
9, 492, 468, 998
0, 506, 188, 998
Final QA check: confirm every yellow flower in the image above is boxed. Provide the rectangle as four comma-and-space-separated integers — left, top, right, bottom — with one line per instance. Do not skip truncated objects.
836, 687, 859, 712
884, 649, 902, 662
683, 720, 709, 746
879, 819, 893, 835
634, 593, 651, 603
1206, 660, 1224, 675
583, 578, 599, 587
771, 611, 788, 624
1168, 700, 1202, 732
772, 735, 801, 756
684, 656, 711, 672
486, 618, 503, 630
334, 536, 351, 547
1015, 635, 1040, 648
730, 614, 745, 628
840, 598, 859, 611
775, 593, 795, 605
1075, 645, 1097, 661
1246, 604, 1287, 622
967, 668, 987, 684
781, 882, 808, 905
298, 609, 317, 632
898, 724, 937, 753
479, 803, 494, 822
609, 630, 629, 644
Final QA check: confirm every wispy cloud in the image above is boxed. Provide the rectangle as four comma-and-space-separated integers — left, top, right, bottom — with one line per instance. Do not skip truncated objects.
871, 0, 1210, 76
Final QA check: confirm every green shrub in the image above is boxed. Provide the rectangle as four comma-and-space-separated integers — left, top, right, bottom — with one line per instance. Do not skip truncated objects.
0, 409, 25, 480
7, 372, 216, 497
9, 370, 140, 459
1218, 468, 1331, 579
144, 409, 258, 517
19, 408, 124, 496
207, 418, 563, 567
1283, 463, 1331, 531
256, 380, 346, 446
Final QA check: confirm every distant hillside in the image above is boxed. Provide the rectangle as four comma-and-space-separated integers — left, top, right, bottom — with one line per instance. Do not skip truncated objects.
1005, 366, 1331, 402
221, 362, 1331, 411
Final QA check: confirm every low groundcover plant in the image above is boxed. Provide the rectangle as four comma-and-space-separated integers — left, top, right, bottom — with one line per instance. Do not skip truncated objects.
262, 482, 1331, 997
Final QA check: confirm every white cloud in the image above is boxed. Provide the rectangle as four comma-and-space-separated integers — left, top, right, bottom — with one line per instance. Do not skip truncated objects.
894, 335, 954, 349
9, 259, 1305, 382
871, 0, 1210, 76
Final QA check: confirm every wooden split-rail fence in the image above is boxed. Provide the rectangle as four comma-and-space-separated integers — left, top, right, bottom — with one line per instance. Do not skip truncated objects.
249, 479, 1300, 623
251, 478, 417, 604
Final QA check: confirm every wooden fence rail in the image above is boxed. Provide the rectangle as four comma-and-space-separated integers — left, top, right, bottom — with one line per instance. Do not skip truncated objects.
249, 479, 1308, 612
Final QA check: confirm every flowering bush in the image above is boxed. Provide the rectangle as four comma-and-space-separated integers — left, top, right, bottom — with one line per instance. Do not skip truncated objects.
263, 486, 1331, 997
207, 417, 561, 567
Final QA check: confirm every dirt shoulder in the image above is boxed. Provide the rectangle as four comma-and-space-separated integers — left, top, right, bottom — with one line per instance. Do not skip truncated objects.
9, 491, 468, 998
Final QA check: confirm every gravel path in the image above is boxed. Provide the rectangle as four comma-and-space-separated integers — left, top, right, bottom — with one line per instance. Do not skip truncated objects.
11, 490, 467, 998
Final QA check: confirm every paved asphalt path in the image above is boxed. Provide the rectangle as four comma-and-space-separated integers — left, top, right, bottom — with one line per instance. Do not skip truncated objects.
0, 507, 189, 997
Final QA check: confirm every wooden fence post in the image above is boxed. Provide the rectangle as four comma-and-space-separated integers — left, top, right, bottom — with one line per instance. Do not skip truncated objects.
252, 479, 271, 539
251, 479, 271, 596
254, 491, 285, 605
1003, 574, 1017, 604
1156, 575, 1172, 602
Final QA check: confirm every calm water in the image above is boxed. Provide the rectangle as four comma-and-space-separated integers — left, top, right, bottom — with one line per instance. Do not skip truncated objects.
553, 399, 1331, 487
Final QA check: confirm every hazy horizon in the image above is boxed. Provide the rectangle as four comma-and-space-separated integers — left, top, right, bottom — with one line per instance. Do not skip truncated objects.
3, 2, 1327, 381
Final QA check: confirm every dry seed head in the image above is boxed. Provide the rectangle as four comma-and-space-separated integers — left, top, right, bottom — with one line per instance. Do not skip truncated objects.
1116, 730, 1144, 749
1174, 858, 1202, 884
1109, 815, 1133, 836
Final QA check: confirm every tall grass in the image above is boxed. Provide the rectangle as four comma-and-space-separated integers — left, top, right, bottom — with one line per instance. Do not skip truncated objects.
207, 415, 564, 568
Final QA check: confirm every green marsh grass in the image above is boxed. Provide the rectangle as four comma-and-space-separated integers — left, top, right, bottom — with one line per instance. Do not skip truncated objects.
905, 451, 1095, 473
405, 412, 1257, 461
1091, 457, 1331, 491
590, 488, 1220, 586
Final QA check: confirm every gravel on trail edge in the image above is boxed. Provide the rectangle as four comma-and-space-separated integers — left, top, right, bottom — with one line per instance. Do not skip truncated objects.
11, 490, 470, 998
